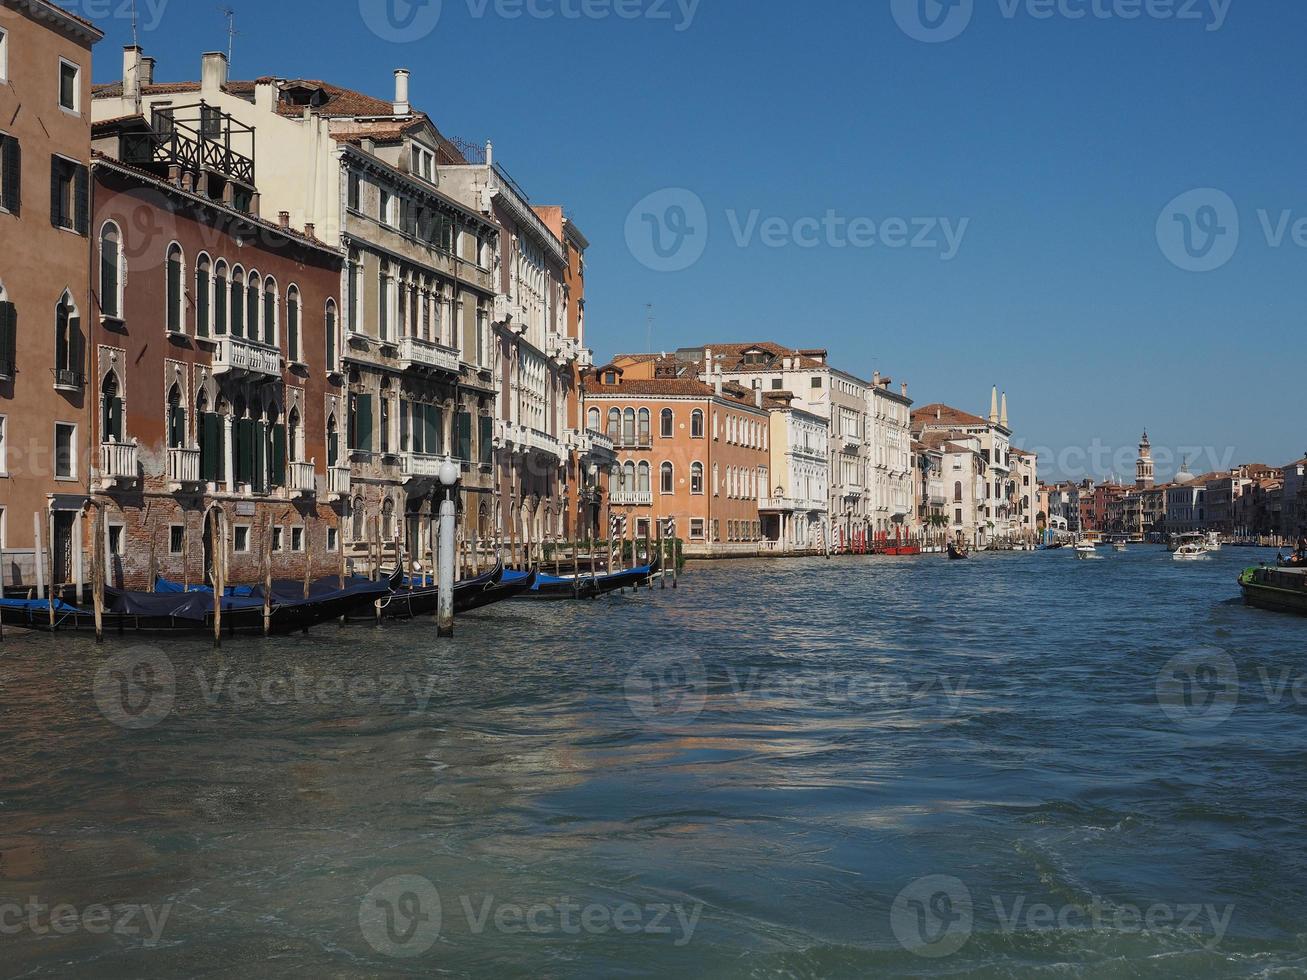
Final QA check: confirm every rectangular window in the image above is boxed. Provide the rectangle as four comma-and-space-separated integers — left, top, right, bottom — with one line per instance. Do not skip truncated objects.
292, 527, 304, 553
689, 518, 705, 540
327, 527, 338, 553
347, 171, 361, 211
811, 377, 822, 388
107, 524, 123, 556
379, 188, 392, 226
169, 525, 184, 555
54, 423, 75, 479
479, 415, 494, 466
380, 397, 391, 455
456, 411, 472, 462
0, 305, 13, 379
234, 526, 250, 553
59, 59, 80, 112
349, 394, 373, 453
0, 133, 19, 215
50, 156, 87, 233
0, 28, 8, 83
272, 526, 284, 552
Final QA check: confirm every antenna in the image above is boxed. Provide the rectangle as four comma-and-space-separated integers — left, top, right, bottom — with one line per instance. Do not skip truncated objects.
218, 6, 241, 67
130, 0, 139, 46
645, 303, 654, 353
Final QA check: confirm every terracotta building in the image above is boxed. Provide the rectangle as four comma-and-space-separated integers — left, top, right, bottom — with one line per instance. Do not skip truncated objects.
0, 0, 102, 590
585, 364, 770, 557
89, 109, 345, 588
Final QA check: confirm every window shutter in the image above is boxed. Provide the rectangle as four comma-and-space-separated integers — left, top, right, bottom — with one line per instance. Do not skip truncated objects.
195, 266, 210, 337
480, 416, 493, 466
215, 272, 227, 335
327, 428, 338, 467
109, 397, 124, 441
167, 254, 181, 331
271, 424, 286, 487
74, 165, 89, 235
247, 285, 258, 341
398, 400, 409, 452
425, 404, 439, 455
325, 307, 336, 371
254, 421, 267, 493
287, 297, 299, 362
356, 394, 373, 453
2, 137, 19, 215
50, 155, 61, 228
263, 291, 275, 346
200, 413, 219, 481
0, 303, 14, 375
457, 412, 472, 461
169, 405, 185, 448
67, 316, 83, 381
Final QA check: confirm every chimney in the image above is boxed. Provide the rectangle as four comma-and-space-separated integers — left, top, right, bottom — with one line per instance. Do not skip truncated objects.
872, 370, 881, 386
201, 52, 229, 94
141, 57, 155, 86
782, 356, 792, 371
123, 46, 143, 102
1000, 392, 1009, 428
715, 376, 723, 397
704, 348, 713, 373
278, 211, 290, 229
485, 140, 494, 168
393, 69, 411, 115
989, 386, 999, 424
755, 388, 763, 408
304, 223, 316, 239
901, 382, 909, 398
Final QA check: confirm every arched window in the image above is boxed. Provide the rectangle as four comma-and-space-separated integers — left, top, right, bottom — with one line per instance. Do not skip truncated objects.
691, 462, 704, 495
166, 242, 184, 333
660, 461, 674, 494
637, 408, 650, 446
325, 299, 338, 372
660, 408, 674, 439
287, 407, 302, 462
101, 371, 123, 442
286, 285, 300, 362
587, 407, 600, 432
213, 260, 228, 335
327, 414, 339, 467
622, 460, 635, 492
622, 408, 635, 446
606, 408, 620, 442
690, 409, 704, 439
229, 265, 244, 337
637, 460, 650, 493
167, 383, 185, 449
954, 481, 963, 503
262, 276, 278, 347
99, 222, 123, 319
54, 292, 82, 385
195, 254, 212, 338
351, 496, 365, 540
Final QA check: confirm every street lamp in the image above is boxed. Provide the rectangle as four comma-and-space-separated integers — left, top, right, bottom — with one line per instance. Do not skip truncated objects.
436, 455, 460, 637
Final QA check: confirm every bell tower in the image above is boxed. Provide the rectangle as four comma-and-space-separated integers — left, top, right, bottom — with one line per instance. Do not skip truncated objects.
1136, 431, 1155, 488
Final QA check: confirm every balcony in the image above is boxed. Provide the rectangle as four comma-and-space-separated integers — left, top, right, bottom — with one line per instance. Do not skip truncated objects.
498, 421, 562, 460
53, 368, 85, 392
760, 496, 796, 512
328, 465, 351, 500
401, 452, 444, 481
168, 446, 202, 490
213, 335, 281, 380
612, 490, 653, 506
289, 460, 317, 497
98, 439, 139, 488
399, 335, 460, 374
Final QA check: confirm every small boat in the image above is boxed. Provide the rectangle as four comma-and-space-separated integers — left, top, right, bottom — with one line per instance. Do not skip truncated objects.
1113, 539, 1127, 552
1173, 543, 1211, 562
1074, 541, 1101, 560
526, 553, 663, 599
351, 561, 517, 621
946, 543, 969, 560
1239, 566, 1307, 615
1277, 553, 1306, 569
1207, 532, 1223, 553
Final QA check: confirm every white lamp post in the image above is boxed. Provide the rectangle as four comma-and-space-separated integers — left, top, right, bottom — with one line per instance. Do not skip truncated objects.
437, 455, 460, 637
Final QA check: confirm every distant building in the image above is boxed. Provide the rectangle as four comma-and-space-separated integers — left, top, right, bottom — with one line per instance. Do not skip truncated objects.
761, 391, 829, 553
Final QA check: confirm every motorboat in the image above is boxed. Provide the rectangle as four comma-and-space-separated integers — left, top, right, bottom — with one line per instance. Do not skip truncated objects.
1074, 541, 1102, 560
1174, 543, 1211, 561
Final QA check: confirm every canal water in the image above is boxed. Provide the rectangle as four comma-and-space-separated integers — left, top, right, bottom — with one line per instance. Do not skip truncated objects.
2, 546, 1306, 977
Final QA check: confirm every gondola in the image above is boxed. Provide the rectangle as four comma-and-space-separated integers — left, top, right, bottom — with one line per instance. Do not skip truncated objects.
524, 553, 662, 600
1, 576, 393, 636
345, 561, 506, 621
1276, 553, 1307, 569
947, 543, 969, 560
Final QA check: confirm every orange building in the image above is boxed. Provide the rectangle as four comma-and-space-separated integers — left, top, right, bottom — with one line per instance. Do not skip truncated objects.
584, 364, 769, 557
0, 1, 102, 589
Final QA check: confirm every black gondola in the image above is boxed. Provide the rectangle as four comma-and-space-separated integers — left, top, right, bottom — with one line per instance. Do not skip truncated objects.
346, 561, 506, 621
947, 543, 969, 561
525, 553, 662, 600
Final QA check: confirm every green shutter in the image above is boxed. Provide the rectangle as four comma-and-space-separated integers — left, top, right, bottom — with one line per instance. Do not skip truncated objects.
457, 412, 472, 462
215, 272, 227, 335
0, 303, 15, 375
399, 400, 409, 452
74, 164, 89, 235
287, 298, 299, 362
254, 421, 267, 493
67, 316, 83, 382
271, 424, 287, 487
200, 413, 218, 481
247, 286, 259, 342
230, 283, 242, 337
100, 240, 118, 318
325, 307, 336, 371
167, 255, 181, 331
424, 404, 439, 456
50, 155, 62, 227
196, 266, 210, 337
327, 428, 338, 467
356, 395, 373, 453
264, 291, 275, 347
2, 136, 20, 215
480, 416, 494, 466
109, 397, 123, 441
169, 405, 185, 449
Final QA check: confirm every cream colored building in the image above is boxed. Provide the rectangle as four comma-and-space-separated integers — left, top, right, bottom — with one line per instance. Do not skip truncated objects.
867, 372, 914, 540
760, 392, 829, 553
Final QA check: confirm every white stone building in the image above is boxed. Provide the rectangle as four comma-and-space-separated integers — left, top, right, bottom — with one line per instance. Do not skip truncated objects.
760, 392, 829, 552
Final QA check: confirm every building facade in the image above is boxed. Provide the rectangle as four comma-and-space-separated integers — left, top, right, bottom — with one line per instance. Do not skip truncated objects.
586, 365, 769, 557
0, 0, 102, 589
867, 372, 913, 542
761, 391, 828, 553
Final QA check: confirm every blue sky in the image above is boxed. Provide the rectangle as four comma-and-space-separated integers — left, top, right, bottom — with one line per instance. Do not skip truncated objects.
88, 0, 1303, 481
